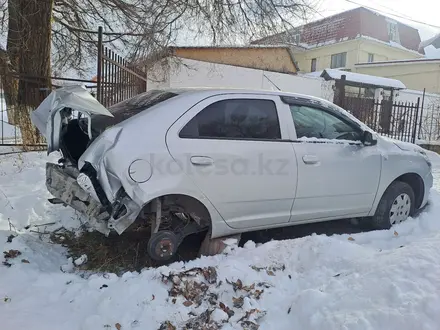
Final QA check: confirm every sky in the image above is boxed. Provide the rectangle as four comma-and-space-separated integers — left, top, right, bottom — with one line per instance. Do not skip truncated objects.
313, 0, 440, 57
18, 0, 439, 79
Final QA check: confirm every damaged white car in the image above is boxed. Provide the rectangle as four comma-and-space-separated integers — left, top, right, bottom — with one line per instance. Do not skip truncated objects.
32, 85, 433, 261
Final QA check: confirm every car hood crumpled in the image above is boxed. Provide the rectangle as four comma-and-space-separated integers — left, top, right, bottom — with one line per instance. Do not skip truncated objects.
31, 85, 113, 154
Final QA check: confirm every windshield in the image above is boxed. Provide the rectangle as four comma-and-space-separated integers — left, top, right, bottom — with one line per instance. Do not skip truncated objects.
87, 90, 179, 136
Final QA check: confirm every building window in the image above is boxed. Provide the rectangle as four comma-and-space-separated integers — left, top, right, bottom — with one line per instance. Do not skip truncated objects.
311, 58, 317, 72
291, 33, 301, 44
330, 52, 347, 69
387, 21, 400, 43
368, 53, 374, 63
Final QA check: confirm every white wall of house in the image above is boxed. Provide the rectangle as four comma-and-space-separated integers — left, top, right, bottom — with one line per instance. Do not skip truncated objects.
0, 96, 22, 142
147, 58, 335, 101
396, 89, 440, 107
396, 89, 440, 144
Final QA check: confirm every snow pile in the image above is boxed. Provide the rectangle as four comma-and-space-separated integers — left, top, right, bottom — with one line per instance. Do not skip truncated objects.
321, 69, 406, 89
0, 149, 82, 232
1, 151, 440, 329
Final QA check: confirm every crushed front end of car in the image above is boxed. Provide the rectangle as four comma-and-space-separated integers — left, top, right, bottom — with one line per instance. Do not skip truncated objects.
31, 85, 152, 236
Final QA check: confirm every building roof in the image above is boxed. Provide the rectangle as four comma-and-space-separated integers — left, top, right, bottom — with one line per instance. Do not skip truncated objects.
142, 45, 301, 73
251, 7, 424, 55
308, 69, 406, 90
169, 44, 306, 51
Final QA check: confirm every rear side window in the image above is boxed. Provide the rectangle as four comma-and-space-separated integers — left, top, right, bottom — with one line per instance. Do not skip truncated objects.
179, 99, 281, 140
90, 90, 178, 134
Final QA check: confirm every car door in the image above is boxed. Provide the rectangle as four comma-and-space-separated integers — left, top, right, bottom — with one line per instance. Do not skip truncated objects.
285, 99, 382, 222
166, 93, 298, 230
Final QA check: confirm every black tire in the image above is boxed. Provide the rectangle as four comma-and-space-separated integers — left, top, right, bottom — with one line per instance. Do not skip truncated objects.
369, 181, 415, 230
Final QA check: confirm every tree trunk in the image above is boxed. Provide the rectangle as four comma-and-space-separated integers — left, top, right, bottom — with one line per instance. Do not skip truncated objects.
0, 0, 20, 126
15, 0, 53, 146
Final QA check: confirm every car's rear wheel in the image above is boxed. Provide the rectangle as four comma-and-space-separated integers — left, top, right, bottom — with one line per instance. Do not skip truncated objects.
369, 181, 415, 230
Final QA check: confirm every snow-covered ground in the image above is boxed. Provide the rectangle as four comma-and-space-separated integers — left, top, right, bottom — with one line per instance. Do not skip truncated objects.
1, 150, 440, 330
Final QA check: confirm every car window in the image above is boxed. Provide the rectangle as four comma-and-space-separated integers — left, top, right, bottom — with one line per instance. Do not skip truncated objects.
89, 90, 179, 136
290, 105, 361, 141
180, 99, 281, 140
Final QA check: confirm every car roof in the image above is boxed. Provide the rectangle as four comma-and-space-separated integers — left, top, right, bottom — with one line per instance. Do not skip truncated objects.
160, 87, 372, 132
163, 87, 330, 104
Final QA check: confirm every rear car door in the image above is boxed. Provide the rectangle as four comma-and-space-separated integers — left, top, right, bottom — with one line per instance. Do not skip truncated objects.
166, 93, 298, 230
284, 98, 382, 222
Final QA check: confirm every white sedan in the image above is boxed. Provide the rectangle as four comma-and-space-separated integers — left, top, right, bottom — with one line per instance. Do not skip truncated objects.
31, 86, 433, 261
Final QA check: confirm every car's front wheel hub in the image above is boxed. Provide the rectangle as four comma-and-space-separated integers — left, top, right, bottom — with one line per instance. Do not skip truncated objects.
147, 231, 178, 261
389, 193, 411, 224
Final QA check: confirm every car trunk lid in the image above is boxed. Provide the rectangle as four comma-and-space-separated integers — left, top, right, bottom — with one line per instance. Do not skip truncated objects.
31, 85, 114, 154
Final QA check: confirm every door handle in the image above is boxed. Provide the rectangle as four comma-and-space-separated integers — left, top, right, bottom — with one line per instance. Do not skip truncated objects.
302, 155, 319, 165
190, 156, 214, 166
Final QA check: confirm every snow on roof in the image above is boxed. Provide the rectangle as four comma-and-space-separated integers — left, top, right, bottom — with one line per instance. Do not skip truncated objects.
320, 69, 406, 89
171, 44, 298, 50
303, 71, 323, 78
419, 33, 440, 50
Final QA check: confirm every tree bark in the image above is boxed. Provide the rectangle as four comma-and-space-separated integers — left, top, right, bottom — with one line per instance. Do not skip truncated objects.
0, 0, 20, 125
15, 0, 53, 145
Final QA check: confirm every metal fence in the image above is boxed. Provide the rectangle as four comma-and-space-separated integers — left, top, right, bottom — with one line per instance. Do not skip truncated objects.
0, 27, 147, 147
333, 73, 422, 144
344, 97, 420, 143
418, 103, 440, 142
97, 27, 147, 107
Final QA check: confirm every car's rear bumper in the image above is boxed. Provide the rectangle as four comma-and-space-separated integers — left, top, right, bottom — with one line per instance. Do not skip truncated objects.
46, 162, 141, 235
46, 162, 112, 234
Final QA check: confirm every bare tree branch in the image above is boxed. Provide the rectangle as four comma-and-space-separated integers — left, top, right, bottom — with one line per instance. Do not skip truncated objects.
0, 0, 317, 76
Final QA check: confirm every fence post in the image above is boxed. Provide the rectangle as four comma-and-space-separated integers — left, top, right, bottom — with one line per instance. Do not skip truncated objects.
418, 88, 425, 140
334, 75, 346, 108
412, 97, 421, 144
96, 26, 103, 103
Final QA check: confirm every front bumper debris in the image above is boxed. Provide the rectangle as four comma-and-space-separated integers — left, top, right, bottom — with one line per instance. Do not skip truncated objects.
46, 162, 141, 235
46, 162, 111, 235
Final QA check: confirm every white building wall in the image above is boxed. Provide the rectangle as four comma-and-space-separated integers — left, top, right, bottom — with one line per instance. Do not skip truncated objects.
396, 89, 440, 107
147, 58, 335, 101
396, 89, 440, 144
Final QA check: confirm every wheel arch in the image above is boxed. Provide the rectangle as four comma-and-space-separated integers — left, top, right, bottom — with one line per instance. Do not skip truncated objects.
378, 172, 425, 212
141, 193, 213, 228
394, 173, 425, 210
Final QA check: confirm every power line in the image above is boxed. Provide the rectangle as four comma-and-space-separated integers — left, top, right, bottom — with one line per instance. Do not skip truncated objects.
343, 0, 440, 30
367, 0, 417, 21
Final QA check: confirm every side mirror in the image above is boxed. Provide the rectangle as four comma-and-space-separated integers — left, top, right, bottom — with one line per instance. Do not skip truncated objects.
361, 131, 377, 146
